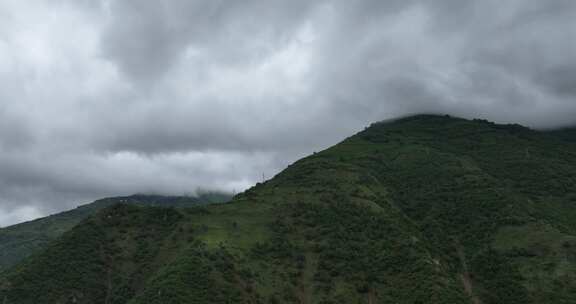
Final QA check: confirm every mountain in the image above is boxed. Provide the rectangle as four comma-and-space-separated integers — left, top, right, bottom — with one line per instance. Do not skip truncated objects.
0, 193, 231, 274
546, 126, 576, 143
3, 114, 576, 303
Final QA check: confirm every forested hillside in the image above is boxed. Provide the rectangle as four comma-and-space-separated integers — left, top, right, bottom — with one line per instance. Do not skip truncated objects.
0, 193, 231, 274
2, 115, 576, 303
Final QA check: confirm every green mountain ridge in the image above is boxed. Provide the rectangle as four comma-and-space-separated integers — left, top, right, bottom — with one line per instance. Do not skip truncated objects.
545, 126, 576, 143
0, 193, 231, 274
3, 114, 576, 303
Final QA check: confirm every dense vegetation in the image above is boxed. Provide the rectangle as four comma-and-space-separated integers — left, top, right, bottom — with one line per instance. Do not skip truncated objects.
0, 193, 231, 274
2, 115, 576, 303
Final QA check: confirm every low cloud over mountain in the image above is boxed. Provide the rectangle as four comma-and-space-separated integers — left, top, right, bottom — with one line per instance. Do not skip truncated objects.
1, 0, 575, 225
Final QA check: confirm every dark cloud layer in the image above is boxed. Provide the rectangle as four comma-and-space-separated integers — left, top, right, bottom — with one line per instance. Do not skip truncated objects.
1, 0, 575, 226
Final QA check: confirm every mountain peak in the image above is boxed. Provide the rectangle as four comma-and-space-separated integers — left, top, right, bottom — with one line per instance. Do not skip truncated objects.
3, 117, 576, 303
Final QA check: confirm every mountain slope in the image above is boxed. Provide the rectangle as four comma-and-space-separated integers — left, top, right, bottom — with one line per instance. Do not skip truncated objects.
3, 115, 576, 303
0, 193, 231, 273
546, 126, 576, 143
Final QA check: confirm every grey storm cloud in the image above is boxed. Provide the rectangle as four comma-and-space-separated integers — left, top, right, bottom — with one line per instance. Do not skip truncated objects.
1, 0, 576, 226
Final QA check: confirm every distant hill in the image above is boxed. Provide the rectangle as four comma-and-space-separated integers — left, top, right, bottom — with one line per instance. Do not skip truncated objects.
2, 115, 576, 303
0, 193, 231, 273
545, 126, 576, 143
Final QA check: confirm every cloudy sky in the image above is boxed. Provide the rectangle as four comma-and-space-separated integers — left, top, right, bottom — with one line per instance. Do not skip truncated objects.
1, 0, 575, 226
